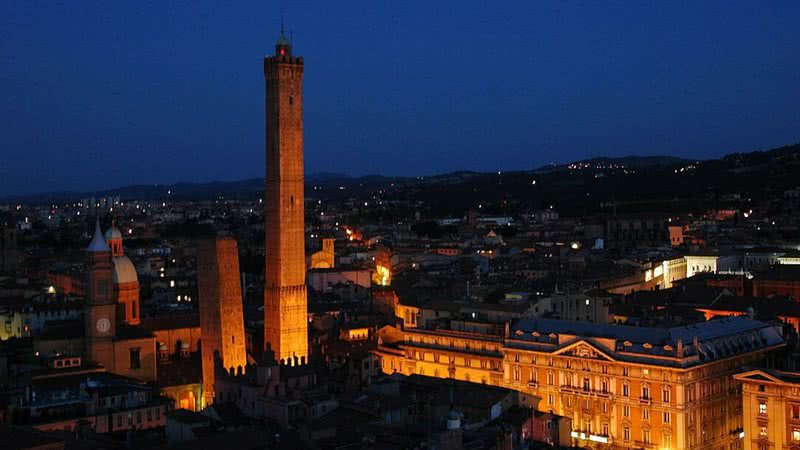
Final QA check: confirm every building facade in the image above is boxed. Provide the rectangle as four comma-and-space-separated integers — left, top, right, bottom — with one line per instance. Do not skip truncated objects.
734, 369, 800, 450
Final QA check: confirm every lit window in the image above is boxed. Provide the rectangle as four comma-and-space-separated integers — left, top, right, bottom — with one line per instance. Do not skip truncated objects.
759, 401, 767, 415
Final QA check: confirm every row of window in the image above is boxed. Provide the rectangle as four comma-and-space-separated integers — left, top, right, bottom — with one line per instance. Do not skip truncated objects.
514, 365, 673, 402
114, 407, 161, 429
619, 427, 671, 447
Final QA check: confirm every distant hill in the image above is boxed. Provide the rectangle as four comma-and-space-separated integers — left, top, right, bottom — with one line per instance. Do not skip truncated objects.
534, 155, 692, 173
1, 144, 798, 208
388, 143, 800, 217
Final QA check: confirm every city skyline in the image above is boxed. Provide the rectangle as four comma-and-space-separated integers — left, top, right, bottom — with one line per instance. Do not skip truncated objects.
2, 6, 800, 449
2, 1, 799, 196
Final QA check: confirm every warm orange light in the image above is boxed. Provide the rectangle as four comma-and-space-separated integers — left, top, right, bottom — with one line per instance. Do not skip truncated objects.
374, 264, 391, 286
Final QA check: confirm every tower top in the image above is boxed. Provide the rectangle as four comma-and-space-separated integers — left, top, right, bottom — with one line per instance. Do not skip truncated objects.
275, 21, 291, 57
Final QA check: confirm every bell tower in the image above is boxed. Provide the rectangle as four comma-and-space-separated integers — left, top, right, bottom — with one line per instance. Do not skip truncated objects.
263, 27, 308, 365
85, 219, 116, 370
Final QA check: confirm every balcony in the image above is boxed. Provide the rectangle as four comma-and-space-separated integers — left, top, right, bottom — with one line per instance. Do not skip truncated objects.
639, 397, 652, 405
634, 440, 656, 449
559, 385, 612, 399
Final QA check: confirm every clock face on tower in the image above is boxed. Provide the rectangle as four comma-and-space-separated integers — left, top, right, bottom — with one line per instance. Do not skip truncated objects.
96, 318, 111, 333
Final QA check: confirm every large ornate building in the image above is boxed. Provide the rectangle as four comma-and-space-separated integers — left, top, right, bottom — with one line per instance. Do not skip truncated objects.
377, 316, 785, 450
263, 26, 308, 365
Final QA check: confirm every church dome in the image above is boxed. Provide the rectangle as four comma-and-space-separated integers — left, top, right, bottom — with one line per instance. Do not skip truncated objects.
104, 226, 122, 241
112, 255, 138, 285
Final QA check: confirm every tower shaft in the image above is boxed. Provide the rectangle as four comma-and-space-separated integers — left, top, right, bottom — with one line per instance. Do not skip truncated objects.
263, 44, 308, 365
198, 237, 247, 404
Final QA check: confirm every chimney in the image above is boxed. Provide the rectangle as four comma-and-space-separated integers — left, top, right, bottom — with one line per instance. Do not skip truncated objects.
677, 339, 683, 357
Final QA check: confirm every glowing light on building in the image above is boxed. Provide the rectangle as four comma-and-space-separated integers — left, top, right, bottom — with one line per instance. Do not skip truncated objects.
374, 265, 391, 286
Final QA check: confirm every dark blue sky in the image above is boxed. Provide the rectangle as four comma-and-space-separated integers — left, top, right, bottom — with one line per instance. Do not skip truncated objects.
2, 1, 799, 196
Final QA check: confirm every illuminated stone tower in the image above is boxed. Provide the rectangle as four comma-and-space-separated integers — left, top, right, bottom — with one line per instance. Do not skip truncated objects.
263, 27, 308, 365
197, 237, 247, 405
85, 219, 116, 370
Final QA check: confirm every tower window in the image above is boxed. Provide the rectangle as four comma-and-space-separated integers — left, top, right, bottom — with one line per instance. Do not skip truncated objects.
129, 348, 141, 369
289, 96, 293, 105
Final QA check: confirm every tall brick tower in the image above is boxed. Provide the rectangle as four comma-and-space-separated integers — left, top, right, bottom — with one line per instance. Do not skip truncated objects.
84, 219, 116, 370
197, 237, 247, 404
263, 27, 308, 365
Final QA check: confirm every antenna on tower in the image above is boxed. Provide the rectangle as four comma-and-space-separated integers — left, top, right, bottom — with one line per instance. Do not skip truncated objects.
279, 2, 286, 37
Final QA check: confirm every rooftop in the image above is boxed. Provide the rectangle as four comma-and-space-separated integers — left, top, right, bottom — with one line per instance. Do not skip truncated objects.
507, 316, 784, 367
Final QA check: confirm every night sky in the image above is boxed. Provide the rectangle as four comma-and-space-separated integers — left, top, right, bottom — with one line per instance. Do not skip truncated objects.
1, 1, 799, 196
